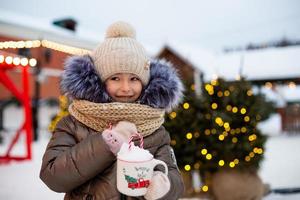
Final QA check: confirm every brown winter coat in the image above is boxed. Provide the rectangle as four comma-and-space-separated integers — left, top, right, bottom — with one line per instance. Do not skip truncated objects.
40, 115, 184, 200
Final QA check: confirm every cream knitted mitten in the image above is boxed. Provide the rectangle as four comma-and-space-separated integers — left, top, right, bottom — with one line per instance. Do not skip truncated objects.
144, 171, 171, 200
102, 121, 137, 155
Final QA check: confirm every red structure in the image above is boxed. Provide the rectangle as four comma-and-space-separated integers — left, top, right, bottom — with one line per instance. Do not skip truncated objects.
0, 53, 33, 163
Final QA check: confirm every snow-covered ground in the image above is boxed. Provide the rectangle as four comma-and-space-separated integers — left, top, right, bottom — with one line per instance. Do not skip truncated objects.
0, 106, 300, 199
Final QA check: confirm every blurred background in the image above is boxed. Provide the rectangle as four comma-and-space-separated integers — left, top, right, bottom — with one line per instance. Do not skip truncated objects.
0, 0, 300, 199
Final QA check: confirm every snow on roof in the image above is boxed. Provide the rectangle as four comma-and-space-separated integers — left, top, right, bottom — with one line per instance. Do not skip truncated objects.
0, 9, 99, 49
150, 41, 217, 76
214, 46, 300, 81
260, 85, 300, 105
157, 43, 300, 82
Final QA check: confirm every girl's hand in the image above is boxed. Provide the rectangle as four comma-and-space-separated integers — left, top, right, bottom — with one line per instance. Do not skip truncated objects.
144, 171, 170, 200
102, 121, 137, 155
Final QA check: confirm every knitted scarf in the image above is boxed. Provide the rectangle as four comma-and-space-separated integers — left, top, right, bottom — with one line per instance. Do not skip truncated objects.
68, 100, 165, 137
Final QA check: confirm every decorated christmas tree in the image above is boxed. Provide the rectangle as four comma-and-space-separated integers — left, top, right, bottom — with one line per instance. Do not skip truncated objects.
164, 78, 275, 189
48, 95, 69, 132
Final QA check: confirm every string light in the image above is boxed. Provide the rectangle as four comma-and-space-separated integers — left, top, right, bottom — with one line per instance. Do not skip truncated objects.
218, 135, 225, 141
211, 103, 218, 109
184, 165, 191, 171
254, 148, 263, 154
257, 148, 263, 154
223, 122, 230, 129
223, 131, 228, 136
248, 134, 257, 141
202, 185, 209, 192
265, 82, 272, 89
244, 116, 250, 122
190, 84, 195, 91
0, 39, 91, 55
224, 90, 230, 96
241, 127, 247, 133
211, 79, 218, 86
232, 107, 238, 113
171, 139, 176, 146
215, 117, 223, 125
230, 129, 236, 135
247, 90, 253, 96
194, 132, 200, 138
204, 129, 211, 135
288, 82, 296, 89
194, 162, 201, 169
206, 154, 212, 160
234, 159, 239, 164
169, 112, 177, 119
20, 58, 28, 66
240, 108, 247, 114
232, 137, 238, 143
226, 105, 232, 111
212, 74, 218, 80
183, 102, 190, 109
205, 84, 214, 95
186, 132, 193, 140
0, 55, 4, 63
217, 91, 223, 97
0, 40, 41, 49
211, 128, 217, 134
201, 149, 208, 155
245, 156, 251, 162
29, 58, 37, 67
12, 57, 20, 65
218, 160, 225, 166
229, 161, 235, 168
5, 56, 13, 64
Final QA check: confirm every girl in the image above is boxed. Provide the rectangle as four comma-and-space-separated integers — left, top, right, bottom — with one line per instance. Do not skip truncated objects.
40, 21, 184, 200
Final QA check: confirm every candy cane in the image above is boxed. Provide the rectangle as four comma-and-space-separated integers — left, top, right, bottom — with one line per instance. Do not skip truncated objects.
128, 132, 144, 150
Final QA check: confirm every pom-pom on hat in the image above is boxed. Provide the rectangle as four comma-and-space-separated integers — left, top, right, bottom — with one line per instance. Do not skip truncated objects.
90, 21, 150, 85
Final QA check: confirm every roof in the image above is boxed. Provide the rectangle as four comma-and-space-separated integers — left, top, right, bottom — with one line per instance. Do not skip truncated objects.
215, 46, 300, 81
0, 9, 98, 50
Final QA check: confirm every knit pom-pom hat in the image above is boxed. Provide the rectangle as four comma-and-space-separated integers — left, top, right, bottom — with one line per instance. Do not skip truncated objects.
90, 21, 150, 85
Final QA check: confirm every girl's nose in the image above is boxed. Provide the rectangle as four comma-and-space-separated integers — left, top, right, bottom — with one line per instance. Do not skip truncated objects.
120, 80, 130, 92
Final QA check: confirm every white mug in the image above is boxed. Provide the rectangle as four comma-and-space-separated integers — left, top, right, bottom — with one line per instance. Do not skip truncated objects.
116, 141, 168, 197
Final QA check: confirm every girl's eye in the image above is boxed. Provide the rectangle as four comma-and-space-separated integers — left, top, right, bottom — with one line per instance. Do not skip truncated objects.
131, 77, 140, 81
110, 77, 120, 81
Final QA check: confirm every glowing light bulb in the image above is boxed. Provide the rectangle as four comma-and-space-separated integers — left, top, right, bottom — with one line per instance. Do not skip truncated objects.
5, 56, 13, 64
211, 103, 218, 109
202, 185, 209, 192
218, 160, 225, 166
206, 154, 212, 160
29, 58, 37, 67
183, 103, 190, 109
201, 149, 208, 155
186, 132, 193, 140
184, 165, 191, 171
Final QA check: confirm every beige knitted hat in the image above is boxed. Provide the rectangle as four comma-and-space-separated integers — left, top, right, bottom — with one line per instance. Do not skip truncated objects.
90, 21, 150, 85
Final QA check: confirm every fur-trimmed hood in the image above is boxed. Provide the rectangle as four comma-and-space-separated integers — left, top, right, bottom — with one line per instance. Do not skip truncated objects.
61, 55, 184, 111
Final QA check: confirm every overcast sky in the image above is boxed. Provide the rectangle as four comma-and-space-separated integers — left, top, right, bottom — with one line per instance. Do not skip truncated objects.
1, 0, 300, 52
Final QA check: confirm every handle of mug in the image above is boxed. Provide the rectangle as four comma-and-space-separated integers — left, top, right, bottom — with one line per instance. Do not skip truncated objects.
153, 159, 168, 176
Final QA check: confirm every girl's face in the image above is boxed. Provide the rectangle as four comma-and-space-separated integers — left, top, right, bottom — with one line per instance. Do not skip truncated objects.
105, 73, 143, 103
